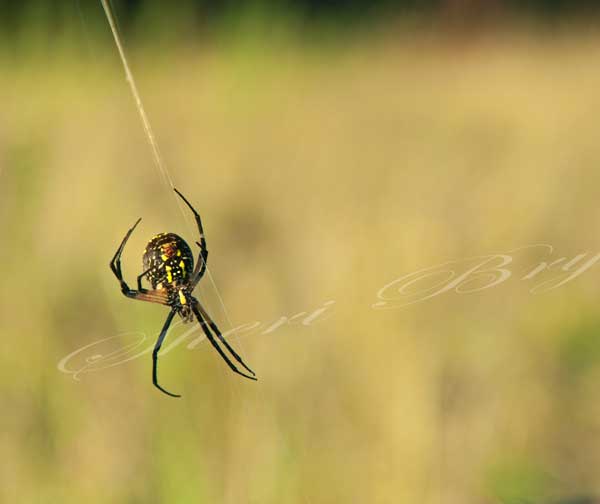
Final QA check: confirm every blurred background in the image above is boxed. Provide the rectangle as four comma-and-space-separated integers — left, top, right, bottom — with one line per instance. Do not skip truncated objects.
2, 1, 600, 503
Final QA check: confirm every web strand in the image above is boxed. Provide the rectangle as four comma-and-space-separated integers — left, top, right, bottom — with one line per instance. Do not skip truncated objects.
99, 0, 174, 192
95, 9, 303, 498
99, 0, 246, 353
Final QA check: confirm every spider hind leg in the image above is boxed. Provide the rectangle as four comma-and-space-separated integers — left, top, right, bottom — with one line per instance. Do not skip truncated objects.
152, 309, 181, 398
192, 302, 257, 381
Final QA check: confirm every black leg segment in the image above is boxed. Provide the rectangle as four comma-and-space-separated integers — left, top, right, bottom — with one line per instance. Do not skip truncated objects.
192, 304, 257, 381
110, 217, 142, 297
152, 309, 180, 398
174, 188, 209, 285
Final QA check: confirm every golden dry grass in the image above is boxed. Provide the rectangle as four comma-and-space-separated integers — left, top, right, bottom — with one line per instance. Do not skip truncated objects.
2, 26, 600, 503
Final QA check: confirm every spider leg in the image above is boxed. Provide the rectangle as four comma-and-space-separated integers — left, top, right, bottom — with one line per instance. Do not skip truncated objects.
173, 188, 208, 285
152, 309, 181, 398
191, 243, 208, 287
109, 219, 169, 305
195, 302, 256, 377
137, 267, 154, 292
110, 218, 142, 297
192, 303, 257, 381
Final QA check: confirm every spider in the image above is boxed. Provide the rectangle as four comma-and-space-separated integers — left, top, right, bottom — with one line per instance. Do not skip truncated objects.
109, 188, 257, 398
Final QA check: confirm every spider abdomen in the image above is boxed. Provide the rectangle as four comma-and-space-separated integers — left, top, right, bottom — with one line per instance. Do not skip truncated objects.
143, 233, 194, 289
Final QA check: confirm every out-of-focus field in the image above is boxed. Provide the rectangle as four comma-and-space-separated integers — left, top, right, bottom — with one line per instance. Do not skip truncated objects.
2, 26, 600, 504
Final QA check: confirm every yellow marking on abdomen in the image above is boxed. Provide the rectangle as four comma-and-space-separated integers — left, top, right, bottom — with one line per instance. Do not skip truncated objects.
166, 265, 173, 283
178, 290, 187, 305
179, 260, 185, 271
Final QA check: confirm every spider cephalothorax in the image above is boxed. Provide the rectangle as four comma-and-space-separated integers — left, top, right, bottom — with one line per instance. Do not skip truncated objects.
110, 188, 257, 398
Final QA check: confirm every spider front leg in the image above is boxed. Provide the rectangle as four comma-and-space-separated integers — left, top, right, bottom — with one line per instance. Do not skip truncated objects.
110, 218, 142, 298
137, 267, 153, 292
174, 188, 208, 286
192, 241, 208, 287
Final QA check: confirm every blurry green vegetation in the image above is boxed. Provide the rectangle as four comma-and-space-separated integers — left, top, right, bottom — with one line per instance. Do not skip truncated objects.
559, 318, 600, 380
487, 455, 553, 503
3, 3, 600, 504
2, 0, 600, 57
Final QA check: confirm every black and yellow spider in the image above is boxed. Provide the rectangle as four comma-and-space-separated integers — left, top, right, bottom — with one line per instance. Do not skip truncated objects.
109, 188, 256, 398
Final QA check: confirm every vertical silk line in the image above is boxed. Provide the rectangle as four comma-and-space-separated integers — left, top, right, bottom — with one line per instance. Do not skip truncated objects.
99, 0, 174, 193
97, 11, 304, 500
98, 0, 246, 355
